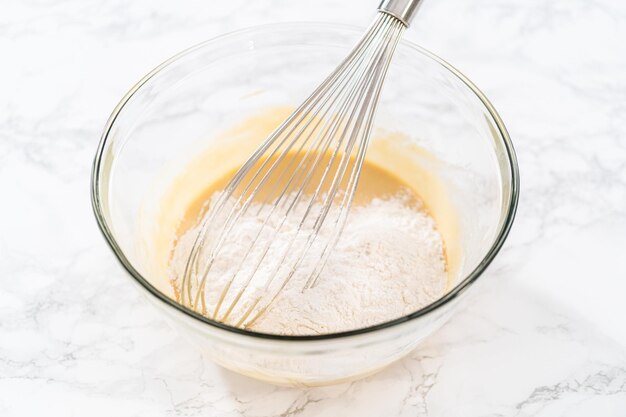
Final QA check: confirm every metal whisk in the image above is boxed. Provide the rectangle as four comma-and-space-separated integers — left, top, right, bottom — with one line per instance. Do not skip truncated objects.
181, 0, 424, 328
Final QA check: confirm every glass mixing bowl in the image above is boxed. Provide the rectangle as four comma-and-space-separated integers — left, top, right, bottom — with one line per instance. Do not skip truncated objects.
91, 22, 519, 386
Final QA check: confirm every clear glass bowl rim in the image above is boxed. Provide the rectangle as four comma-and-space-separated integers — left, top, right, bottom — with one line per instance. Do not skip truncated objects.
91, 21, 520, 342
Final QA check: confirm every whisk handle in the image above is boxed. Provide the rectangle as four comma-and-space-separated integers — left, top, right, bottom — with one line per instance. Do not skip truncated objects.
378, 0, 424, 26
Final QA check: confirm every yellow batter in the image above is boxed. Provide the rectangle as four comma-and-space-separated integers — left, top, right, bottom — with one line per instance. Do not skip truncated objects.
174, 150, 425, 240
141, 107, 461, 298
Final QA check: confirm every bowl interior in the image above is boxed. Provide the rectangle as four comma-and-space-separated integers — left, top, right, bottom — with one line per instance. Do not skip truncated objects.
92, 22, 518, 338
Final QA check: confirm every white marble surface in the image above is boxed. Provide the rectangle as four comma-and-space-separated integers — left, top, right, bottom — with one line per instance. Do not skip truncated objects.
1, 0, 626, 415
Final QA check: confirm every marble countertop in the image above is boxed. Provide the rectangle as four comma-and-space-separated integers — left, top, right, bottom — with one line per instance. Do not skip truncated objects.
1, 0, 625, 415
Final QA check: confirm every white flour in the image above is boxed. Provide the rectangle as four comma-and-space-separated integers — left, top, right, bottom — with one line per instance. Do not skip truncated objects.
169, 193, 447, 335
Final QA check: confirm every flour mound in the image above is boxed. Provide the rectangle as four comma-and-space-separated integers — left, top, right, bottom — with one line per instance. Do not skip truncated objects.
170, 194, 447, 335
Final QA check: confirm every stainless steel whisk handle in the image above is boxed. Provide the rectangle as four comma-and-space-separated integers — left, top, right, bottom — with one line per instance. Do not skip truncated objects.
378, 0, 424, 26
